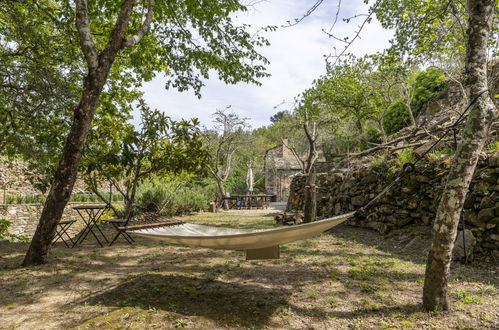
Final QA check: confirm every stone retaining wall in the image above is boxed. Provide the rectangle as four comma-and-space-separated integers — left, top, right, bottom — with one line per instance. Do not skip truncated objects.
0, 202, 109, 239
287, 153, 499, 255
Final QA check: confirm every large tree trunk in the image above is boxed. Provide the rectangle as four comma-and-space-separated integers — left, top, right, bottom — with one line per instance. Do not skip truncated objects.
422, 0, 496, 311
22, 73, 109, 266
303, 169, 317, 223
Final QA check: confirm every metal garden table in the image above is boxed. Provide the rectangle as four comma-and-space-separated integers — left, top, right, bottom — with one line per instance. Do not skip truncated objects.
72, 204, 109, 247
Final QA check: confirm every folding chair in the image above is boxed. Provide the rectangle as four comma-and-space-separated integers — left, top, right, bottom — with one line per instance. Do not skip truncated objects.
51, 220, 77, 248
107, 206, 175, 246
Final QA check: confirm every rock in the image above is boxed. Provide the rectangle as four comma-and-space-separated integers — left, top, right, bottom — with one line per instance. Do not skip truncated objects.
477, 208, 495, 225
487, 155, 499, 167
479, 196, 495, 209
477, 168, 497, 184
366, 221, 390, 234
360, 174, 378, 185
490, 234, 499, 241
463, 210, 484, 227
453, 229, 476, 261
351, 195, 366, 207
415, 175, 431, 184
422, 215, 432, 225
407, 200, 419, 210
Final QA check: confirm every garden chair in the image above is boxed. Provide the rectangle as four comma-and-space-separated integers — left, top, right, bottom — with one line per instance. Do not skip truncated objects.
107, 205, 182, 246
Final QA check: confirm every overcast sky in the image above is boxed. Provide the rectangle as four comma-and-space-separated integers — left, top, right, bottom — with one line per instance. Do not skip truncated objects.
140, 0, 394, 129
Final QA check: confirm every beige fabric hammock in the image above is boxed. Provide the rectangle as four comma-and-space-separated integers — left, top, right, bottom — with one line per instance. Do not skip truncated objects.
130, 212, 354, 260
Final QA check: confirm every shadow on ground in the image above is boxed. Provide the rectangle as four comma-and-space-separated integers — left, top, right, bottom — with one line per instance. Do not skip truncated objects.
81, 273, 290, 327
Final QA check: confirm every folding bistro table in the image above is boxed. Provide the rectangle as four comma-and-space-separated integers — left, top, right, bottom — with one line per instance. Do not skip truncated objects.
72, 204, 109, 247
51, 220, 77, 248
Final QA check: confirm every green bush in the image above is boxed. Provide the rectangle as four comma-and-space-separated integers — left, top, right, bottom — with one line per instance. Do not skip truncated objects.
383, 68, 448, 136
396, 147, 416, 167
383, 99, 411, 136
411, 67, 449, 116
5, 194, 44, 204
136, 176, 215, 216
5, 192, 123, 204
360, 125, 382, 150
136, 180, 175, 213
173, 185, 213, 215
0, 219, 28, 242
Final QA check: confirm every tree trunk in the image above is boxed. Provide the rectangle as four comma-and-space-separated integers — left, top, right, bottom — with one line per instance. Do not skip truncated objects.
406, 102, 416, 126
215, 178, 227, 208
422, 0, 496, 311
22, 72, 109, 266
303, 170, 317, 223
377, 118, 387, 143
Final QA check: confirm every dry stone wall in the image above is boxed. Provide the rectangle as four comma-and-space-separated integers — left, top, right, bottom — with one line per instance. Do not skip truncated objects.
287, 153, 499, 255
0, 202, 108, 239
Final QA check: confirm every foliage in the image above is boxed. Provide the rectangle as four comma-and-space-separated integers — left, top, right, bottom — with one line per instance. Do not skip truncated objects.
5, 194, 44, 205
485, 139, 499, 152
382, 67, 449, 136
375, 0, 468, 61
4, 193, 123, 204
136, 176, 216, 216
410, 67, 449, 116
383, 99, 411, 135
395, 147, 416, 167
83, 103, 208, 215
0, 0, 270, 192
0, 219, 28, 242
270, 111, 291, 124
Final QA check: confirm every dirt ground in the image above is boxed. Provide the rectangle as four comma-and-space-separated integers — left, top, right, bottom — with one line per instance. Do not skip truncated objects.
0, 209, 497, 329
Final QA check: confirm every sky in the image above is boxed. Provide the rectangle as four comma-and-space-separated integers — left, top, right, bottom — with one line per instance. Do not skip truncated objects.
140, 0, 394, 129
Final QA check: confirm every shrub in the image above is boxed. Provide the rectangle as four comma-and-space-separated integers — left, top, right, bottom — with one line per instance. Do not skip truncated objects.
0, 219, 28, 242
360, 125, 382, 150
136, 178, 176, 213
411, 67, 449, 116
5, 192, 122, 204
396, 147, 416, 167
173, 185, 212, 215
136, 176, 215, 216
5, 194, 44, 204
383, 99, 411, 136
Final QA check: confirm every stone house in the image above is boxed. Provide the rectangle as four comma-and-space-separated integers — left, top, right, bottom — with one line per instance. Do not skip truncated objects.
264, 140, 303, 202
264, 139, 330, 202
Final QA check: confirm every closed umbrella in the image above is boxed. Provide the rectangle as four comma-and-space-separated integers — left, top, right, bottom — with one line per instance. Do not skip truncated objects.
246, 167, 254, 193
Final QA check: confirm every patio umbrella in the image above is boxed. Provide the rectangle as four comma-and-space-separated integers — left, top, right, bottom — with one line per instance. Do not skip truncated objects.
246, 167, 254, 193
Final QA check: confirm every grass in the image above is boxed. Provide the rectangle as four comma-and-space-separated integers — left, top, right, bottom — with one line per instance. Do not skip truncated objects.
0, 208, 497, 329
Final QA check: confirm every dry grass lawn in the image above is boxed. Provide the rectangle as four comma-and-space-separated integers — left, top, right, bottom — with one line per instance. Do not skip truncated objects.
0, 209, 497, 329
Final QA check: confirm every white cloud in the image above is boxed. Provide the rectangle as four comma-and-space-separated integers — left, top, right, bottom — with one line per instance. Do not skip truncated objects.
141, 0, 393, 129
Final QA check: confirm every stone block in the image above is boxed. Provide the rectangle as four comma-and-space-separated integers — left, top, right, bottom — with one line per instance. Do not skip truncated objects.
479, 196, 495, 209
477, 207, 495, 224
351, 195, 366, 207
453, 229, 476, 261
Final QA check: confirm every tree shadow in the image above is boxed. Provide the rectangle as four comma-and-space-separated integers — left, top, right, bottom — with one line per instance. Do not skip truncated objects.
81, 273, 290, 327
290, 301, 424, 320
327, 223, 499, 287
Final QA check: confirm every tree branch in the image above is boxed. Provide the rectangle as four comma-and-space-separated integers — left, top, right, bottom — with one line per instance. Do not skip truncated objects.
124, 0, 155, 48
75, 0, 98, 71
100, 0, 134, 62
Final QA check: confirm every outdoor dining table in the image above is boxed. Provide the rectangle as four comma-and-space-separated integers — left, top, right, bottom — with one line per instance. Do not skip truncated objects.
72, 204, 109, 247
224, 194, 273, 210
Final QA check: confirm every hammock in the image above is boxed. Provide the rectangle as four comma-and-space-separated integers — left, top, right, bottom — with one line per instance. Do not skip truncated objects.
129, 212, 354, 260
